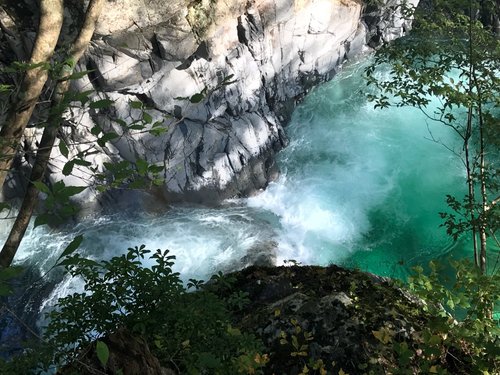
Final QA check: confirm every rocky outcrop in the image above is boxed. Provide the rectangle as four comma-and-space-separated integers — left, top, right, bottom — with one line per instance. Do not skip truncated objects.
0, 0, 418, 205
211, 265, 464, 374
56, 264, 467, 374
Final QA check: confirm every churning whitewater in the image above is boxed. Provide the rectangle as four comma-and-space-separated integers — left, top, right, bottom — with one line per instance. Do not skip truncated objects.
0, 61, 467, 307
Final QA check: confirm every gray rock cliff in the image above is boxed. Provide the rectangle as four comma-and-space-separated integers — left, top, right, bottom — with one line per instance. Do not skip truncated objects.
0, 0, 418, 206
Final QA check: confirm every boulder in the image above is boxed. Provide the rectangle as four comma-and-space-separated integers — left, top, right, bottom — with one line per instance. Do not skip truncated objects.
214, 265, 430, 374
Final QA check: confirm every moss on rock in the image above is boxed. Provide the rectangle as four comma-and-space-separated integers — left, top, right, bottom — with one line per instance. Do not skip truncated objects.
211, 265, 434, 374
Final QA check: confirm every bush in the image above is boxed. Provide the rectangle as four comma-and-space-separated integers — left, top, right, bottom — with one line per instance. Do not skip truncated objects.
5, 245, 265, 374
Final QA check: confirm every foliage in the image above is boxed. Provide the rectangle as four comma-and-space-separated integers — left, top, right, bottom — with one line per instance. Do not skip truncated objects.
0, 342, 55, 375
186, 0, 218, 39
151, 291, 265, 374
15, 245, 264, 373
364, 260, 499, 374
0, 266, 23, 296
2, 255, 499, 374
0, 22, 238, 267
260, 261, 499, 374
364, 3, 499, 370
365, 0, 500, 273
403, 260, 499, 374
276, 315, 328, 375
31, 181, 86, 228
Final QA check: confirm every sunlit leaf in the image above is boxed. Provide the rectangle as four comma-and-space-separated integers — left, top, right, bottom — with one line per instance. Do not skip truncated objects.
32, 181, 50, 194
96, 341, 110, 367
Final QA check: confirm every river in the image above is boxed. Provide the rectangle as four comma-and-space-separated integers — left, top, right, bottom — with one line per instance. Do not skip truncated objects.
0, 59, 470, 310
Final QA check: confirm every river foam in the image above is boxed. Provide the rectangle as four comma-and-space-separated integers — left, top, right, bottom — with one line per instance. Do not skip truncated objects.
0, 60, 469, 313
248, 61, 466, 274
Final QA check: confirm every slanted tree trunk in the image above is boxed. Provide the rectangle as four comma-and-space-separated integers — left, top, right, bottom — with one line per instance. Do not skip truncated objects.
0, 0, 105, 268
0, 0, 64, 191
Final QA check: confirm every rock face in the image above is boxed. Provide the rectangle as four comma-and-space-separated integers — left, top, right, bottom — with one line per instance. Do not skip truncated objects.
216, 265, 430, 374
0, 0, 418, 205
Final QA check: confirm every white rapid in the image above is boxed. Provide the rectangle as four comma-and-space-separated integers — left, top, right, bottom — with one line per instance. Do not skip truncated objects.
1, 59, 469, 311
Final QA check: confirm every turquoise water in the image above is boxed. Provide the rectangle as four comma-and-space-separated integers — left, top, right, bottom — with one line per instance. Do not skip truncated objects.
248, 60, 469, 278
0, 60, 472, 305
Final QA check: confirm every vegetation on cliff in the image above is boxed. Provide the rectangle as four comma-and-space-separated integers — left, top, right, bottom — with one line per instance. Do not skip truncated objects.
0, 0, 498, 374
1, 248, 498, 374
366, 0, 499, 274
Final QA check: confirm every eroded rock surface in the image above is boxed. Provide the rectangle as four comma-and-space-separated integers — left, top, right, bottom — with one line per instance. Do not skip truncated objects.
0, 0, 418, 206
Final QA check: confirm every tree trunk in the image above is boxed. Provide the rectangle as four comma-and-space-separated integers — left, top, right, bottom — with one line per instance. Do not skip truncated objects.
0, 122, 58, 267
0, 0, 105, 268
0, 0, 64, 192
477, 89, 488, 275
464, 111, 478, 267
465, 4, 479, 268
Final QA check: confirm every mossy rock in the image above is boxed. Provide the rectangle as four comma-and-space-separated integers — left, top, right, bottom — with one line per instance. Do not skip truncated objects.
212, 265, 434, 374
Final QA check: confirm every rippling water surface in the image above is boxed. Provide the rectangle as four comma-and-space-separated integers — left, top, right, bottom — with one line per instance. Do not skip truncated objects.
0, 60, 471, 308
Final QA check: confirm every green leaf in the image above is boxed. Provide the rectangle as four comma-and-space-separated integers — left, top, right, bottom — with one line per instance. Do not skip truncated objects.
0, 84, 12, 93
0, 283, 12, 297
96, 341, 110, 367
57, 256, 99, 268
135, 158, 148, 175
52, 180, 65, 193
128, 124, 145, 130
96, 185, 108, 193
428, 335, 442, 345
143, 112, 153, 124
149, 128, 167, 136
73, 159, 92, 167
0, 202, 10, 213
62, 161, 75, 176
71, 89, 94, 105
59, 140, 69, 158
89, 99, 114, 109
34, 214, 50, 228
128, 179, 147, 189
56, 235, 84, 263
148, 165, 164, 174
91, 125, 102, 136
32, 181, 50, 194
97, 132, 119, 147
129, 101, 143, 109
64, 69, 93, 81
0, 266, 24, 280
115, 118, 127, 128
197, 352, 220, 369
60, 186, 86, 197
190, 93, 204, 103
